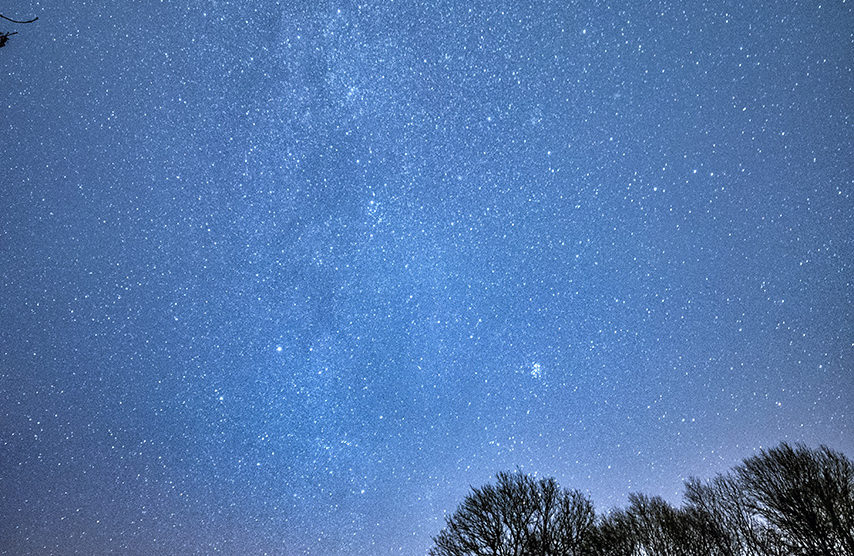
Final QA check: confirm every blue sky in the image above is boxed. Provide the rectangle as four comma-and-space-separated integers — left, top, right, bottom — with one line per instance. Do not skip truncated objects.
1, 1, 851, 554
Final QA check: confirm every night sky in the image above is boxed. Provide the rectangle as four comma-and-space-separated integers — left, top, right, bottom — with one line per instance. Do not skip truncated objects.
1, 1, 852, 554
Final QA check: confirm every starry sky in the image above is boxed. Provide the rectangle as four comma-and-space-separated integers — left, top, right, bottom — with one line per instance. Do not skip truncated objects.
1, 1, 852, 554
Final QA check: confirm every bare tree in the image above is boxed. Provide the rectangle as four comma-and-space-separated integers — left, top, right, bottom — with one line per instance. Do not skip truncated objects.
588, 508, 635, 556
590, 493, 722, 556
735, 443, 854, 556
549, 486, 596, 555
429, 471, 595, 556
684, 473, 786, 556
432, 443, 853, 556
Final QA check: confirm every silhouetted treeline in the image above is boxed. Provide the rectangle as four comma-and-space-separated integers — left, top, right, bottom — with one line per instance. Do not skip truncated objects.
430, 442, 854, 556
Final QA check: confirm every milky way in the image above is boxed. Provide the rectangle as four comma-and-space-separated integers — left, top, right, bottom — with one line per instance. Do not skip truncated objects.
1, 1, 851, 554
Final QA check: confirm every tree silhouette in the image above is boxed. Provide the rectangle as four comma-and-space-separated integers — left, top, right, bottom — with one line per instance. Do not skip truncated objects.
735, 443, 854, 556
431, 443, 854, 556
590, 493, 731, 556
430, 471, 595, 556
684, 473, 787, 556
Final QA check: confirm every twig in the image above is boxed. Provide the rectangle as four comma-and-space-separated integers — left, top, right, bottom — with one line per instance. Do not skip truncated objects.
0, 14, 38, 24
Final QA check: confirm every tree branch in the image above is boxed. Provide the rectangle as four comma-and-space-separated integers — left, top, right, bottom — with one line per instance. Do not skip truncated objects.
0, 14, 38, 24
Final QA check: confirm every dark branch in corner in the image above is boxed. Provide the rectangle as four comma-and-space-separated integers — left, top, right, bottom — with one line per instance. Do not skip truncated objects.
0, 13, 38, 48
